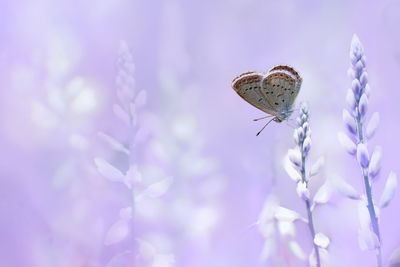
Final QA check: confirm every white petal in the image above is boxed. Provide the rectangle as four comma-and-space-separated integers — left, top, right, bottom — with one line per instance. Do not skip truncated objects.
277, 221, 296, 237
338, 132, 356, 155
357, 199, 371, 230
94, 157, 124, 182
258, 195, 279, 224
260, 239, 276, 261
142, 176, 173, 198
332, 176, 361, 200
284, 156, 301, 182
288, 148, 302, 167
314, 233, 330, 249
288, 240, 307, 261
104, 219, 130, 246
366, 112, 380, 139
310, 157, 324, 177
296, 181, 310, 201
368, 146, 382, 178
98, 132, 130, 155
380, 172, 397, 208
313, 181, 331, 205
358, 227, 379, 250
274, 206, 300, 222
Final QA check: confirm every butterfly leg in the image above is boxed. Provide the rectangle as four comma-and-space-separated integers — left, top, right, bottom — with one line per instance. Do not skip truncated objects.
253, 115, 274, 121
256, 117, 275, 136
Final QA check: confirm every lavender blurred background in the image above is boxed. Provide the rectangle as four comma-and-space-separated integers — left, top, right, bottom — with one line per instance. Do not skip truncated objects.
1, 0, 400, 266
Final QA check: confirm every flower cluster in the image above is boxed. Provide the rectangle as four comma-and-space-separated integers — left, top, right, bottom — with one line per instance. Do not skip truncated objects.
95, 41, 174, 266
337, 34, 397, 267
284, 102, 330, 267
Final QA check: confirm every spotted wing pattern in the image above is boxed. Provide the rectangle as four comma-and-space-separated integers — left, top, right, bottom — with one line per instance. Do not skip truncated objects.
231, 71, 277, 116
261, 66, 302, 113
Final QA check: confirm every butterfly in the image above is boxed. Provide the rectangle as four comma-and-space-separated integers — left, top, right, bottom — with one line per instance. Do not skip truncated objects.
231, 65, 302, 135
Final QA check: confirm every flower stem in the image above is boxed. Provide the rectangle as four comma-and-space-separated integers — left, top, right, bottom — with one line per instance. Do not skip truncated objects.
356, 109, 382, 267
301, 153, 321, 267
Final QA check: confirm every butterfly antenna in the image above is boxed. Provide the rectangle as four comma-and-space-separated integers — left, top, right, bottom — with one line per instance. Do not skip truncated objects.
253, 115, 273, 121
256, 117, 275, 136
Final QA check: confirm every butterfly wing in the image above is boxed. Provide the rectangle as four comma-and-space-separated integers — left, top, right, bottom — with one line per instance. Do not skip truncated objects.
261, 66, 302, 114
231, 71, 278, 116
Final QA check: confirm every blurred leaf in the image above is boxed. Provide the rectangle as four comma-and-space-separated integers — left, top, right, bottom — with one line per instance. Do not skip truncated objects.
142, 176, 173, 198
104, 219, 130, 246
380, 172, 397, 208
107, 251, 135, 267
94, 157, 124, 182
260, 239, 275, 262
389, 248, 400, 267
124, 164, 142, 189
98, 132, 130, 155
136, 239, 156, 262
288, 240, 307, 261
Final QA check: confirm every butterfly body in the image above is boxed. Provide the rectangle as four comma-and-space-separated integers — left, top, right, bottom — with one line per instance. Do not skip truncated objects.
232, 65, 302, 123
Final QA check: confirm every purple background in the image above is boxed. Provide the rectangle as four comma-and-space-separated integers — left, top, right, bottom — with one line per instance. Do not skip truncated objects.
1, 0, 400, 266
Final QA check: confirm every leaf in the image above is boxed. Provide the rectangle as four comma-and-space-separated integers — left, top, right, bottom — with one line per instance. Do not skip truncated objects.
380, 172, 397, 208
94, 157, 124, 182
288, 240, 307, 261
98, 132, 130, 155
314, 233, 330, 249
310, 157, 324, 177
142, 176, 173, 198
104, 219, 130, 246
332, 176, 361, 200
